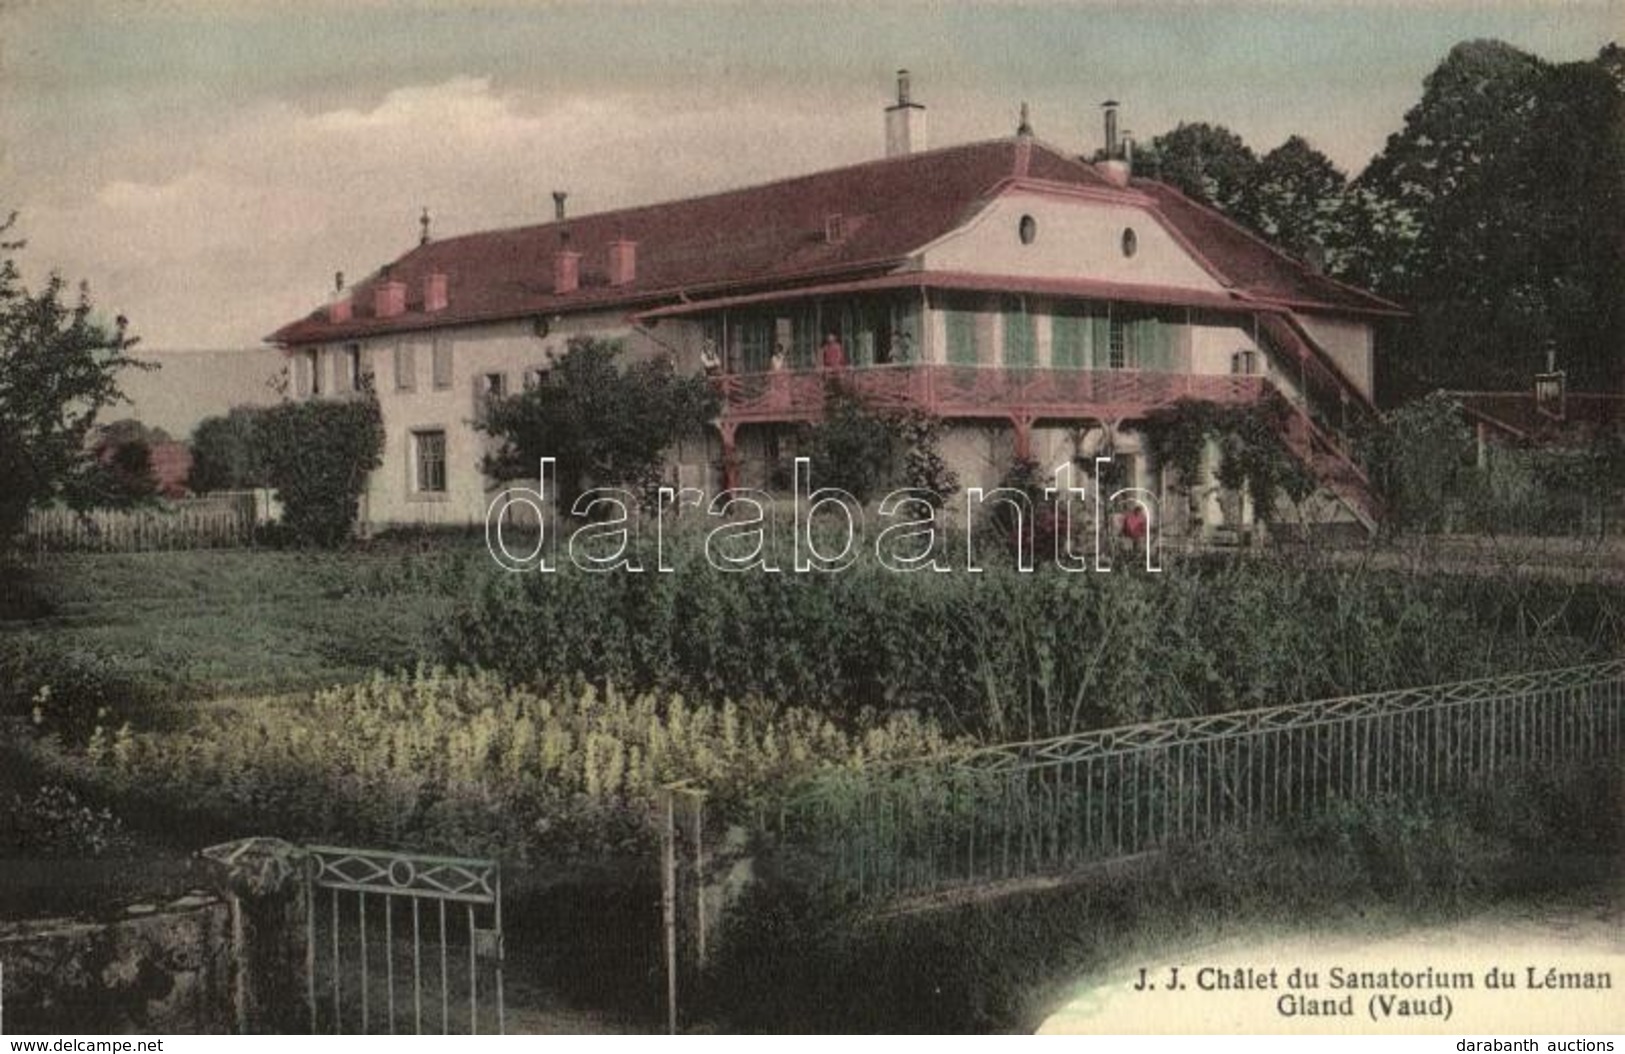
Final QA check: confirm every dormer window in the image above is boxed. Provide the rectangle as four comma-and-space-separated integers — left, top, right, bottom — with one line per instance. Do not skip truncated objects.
824, 213, 846, 244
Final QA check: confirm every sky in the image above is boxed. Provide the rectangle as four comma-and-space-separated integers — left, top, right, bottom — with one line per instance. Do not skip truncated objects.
1, 0, 1618, 350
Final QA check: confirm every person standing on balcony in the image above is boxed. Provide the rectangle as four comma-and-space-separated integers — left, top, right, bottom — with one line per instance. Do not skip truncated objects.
770, 342, 789, 407
820, 332, 847, 370
700, 338, 722, 376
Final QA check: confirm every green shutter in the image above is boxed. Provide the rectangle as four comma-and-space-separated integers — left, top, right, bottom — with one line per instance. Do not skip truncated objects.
1003, 307, 1035, 368
948, 310, 978, 365
1052, 312, 1084, 369
1140, 315, 1175, 370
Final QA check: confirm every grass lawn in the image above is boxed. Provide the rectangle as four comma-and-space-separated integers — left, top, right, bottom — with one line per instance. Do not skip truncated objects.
0, 539, 496, 705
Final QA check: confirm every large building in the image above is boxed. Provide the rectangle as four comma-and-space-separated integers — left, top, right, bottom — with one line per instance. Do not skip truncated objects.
270, 78, 1401, 538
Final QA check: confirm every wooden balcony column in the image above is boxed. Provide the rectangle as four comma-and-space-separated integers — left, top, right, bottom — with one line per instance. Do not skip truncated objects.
716, 419, 740, 492
1010, 412, 1035, 462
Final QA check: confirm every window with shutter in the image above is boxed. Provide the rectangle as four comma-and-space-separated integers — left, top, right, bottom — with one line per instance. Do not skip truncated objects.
432, 338, 454, 390
394, 343, 416, 392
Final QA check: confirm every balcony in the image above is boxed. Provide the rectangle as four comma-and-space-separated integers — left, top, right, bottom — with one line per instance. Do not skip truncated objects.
713, 365, 1269, 423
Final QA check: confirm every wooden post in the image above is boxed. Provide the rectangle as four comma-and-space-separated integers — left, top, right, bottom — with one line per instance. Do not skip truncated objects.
660, 787, 678, 1035
684, 789, 707, 970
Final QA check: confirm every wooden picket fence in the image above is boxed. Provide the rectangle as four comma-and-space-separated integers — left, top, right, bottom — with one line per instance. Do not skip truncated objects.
22, 491, 259, 552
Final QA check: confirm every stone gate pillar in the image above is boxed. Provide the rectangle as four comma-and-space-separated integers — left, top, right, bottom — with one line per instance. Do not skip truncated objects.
199, 837, 310, 1034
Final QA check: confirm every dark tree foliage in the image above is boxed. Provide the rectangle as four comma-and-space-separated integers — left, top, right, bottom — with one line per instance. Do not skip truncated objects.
95, 418, 171, 447
1134, 40, 1622, 403
256, 385, 384, 546
1358, 40, 1625, 398
189, 406, 269, 493
1239, 136, 1350, 265
794, 380, 958, 504
76, 418, 169, 506
0, 213, 148, 548
480, 337, 719, 508
85, 436, 158, 505
796, 380, 906, 503
1140, 122, 1260, 215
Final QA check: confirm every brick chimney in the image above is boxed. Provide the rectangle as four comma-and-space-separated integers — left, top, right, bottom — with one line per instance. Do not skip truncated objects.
553, 232, 581, 295
328, 272, 351, 323
607, 237, 637, 286
424, 272, 448, 313
374, 277, 407, 318
1098, 100, 1131, 187
885, 69, 926, 158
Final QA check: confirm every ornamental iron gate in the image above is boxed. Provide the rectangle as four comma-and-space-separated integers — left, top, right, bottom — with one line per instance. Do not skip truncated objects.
304, 846, 505, 1034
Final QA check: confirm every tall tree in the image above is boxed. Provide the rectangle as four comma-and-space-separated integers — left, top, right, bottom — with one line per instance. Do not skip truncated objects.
0, 213, 147, 547
480, 337, 719, 508
1357, 40, 1625, 397
1238, 136, 1350, 265
1140, 122, 1259, 215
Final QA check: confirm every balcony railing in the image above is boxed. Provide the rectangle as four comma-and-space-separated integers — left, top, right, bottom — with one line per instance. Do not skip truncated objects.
713, 364, 1269, 422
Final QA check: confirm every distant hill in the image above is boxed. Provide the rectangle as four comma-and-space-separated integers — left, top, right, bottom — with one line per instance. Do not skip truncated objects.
115, 347, 285, 439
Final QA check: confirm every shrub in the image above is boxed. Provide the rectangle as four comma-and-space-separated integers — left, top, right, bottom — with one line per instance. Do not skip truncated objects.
188, 406, 269, 493
0, 635, 154, 743
256, 385, 384, 545
3, 783, 129, 858
443, 539, 1624, 740
796, 382, 955, 503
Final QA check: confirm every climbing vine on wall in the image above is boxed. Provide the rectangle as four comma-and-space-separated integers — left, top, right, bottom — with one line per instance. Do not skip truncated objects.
1141, 398, 1316, 516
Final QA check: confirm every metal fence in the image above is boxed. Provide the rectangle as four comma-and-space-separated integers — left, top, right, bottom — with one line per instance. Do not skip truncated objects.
305, 846, 504, 1035
758, 661, 1625, 902
22, 491, 258, 552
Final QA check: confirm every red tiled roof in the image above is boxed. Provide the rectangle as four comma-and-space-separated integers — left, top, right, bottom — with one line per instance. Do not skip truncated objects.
270, 138, 1399, 345
1134, 180, 1404, 317
149, 442, 194, 499
1449, 391, 1625, 444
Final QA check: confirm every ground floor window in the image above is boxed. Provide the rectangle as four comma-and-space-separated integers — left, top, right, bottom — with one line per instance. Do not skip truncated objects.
413, 430, 447, 494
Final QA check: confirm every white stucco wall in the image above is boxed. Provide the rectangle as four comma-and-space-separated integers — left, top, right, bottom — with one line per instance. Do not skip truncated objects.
918, 190, 1226, 293
1296, 313, 1375, 400
288, 309, 694, 529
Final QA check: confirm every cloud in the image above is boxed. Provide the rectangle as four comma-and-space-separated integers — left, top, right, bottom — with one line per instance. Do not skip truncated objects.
10, 76, 881, 347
